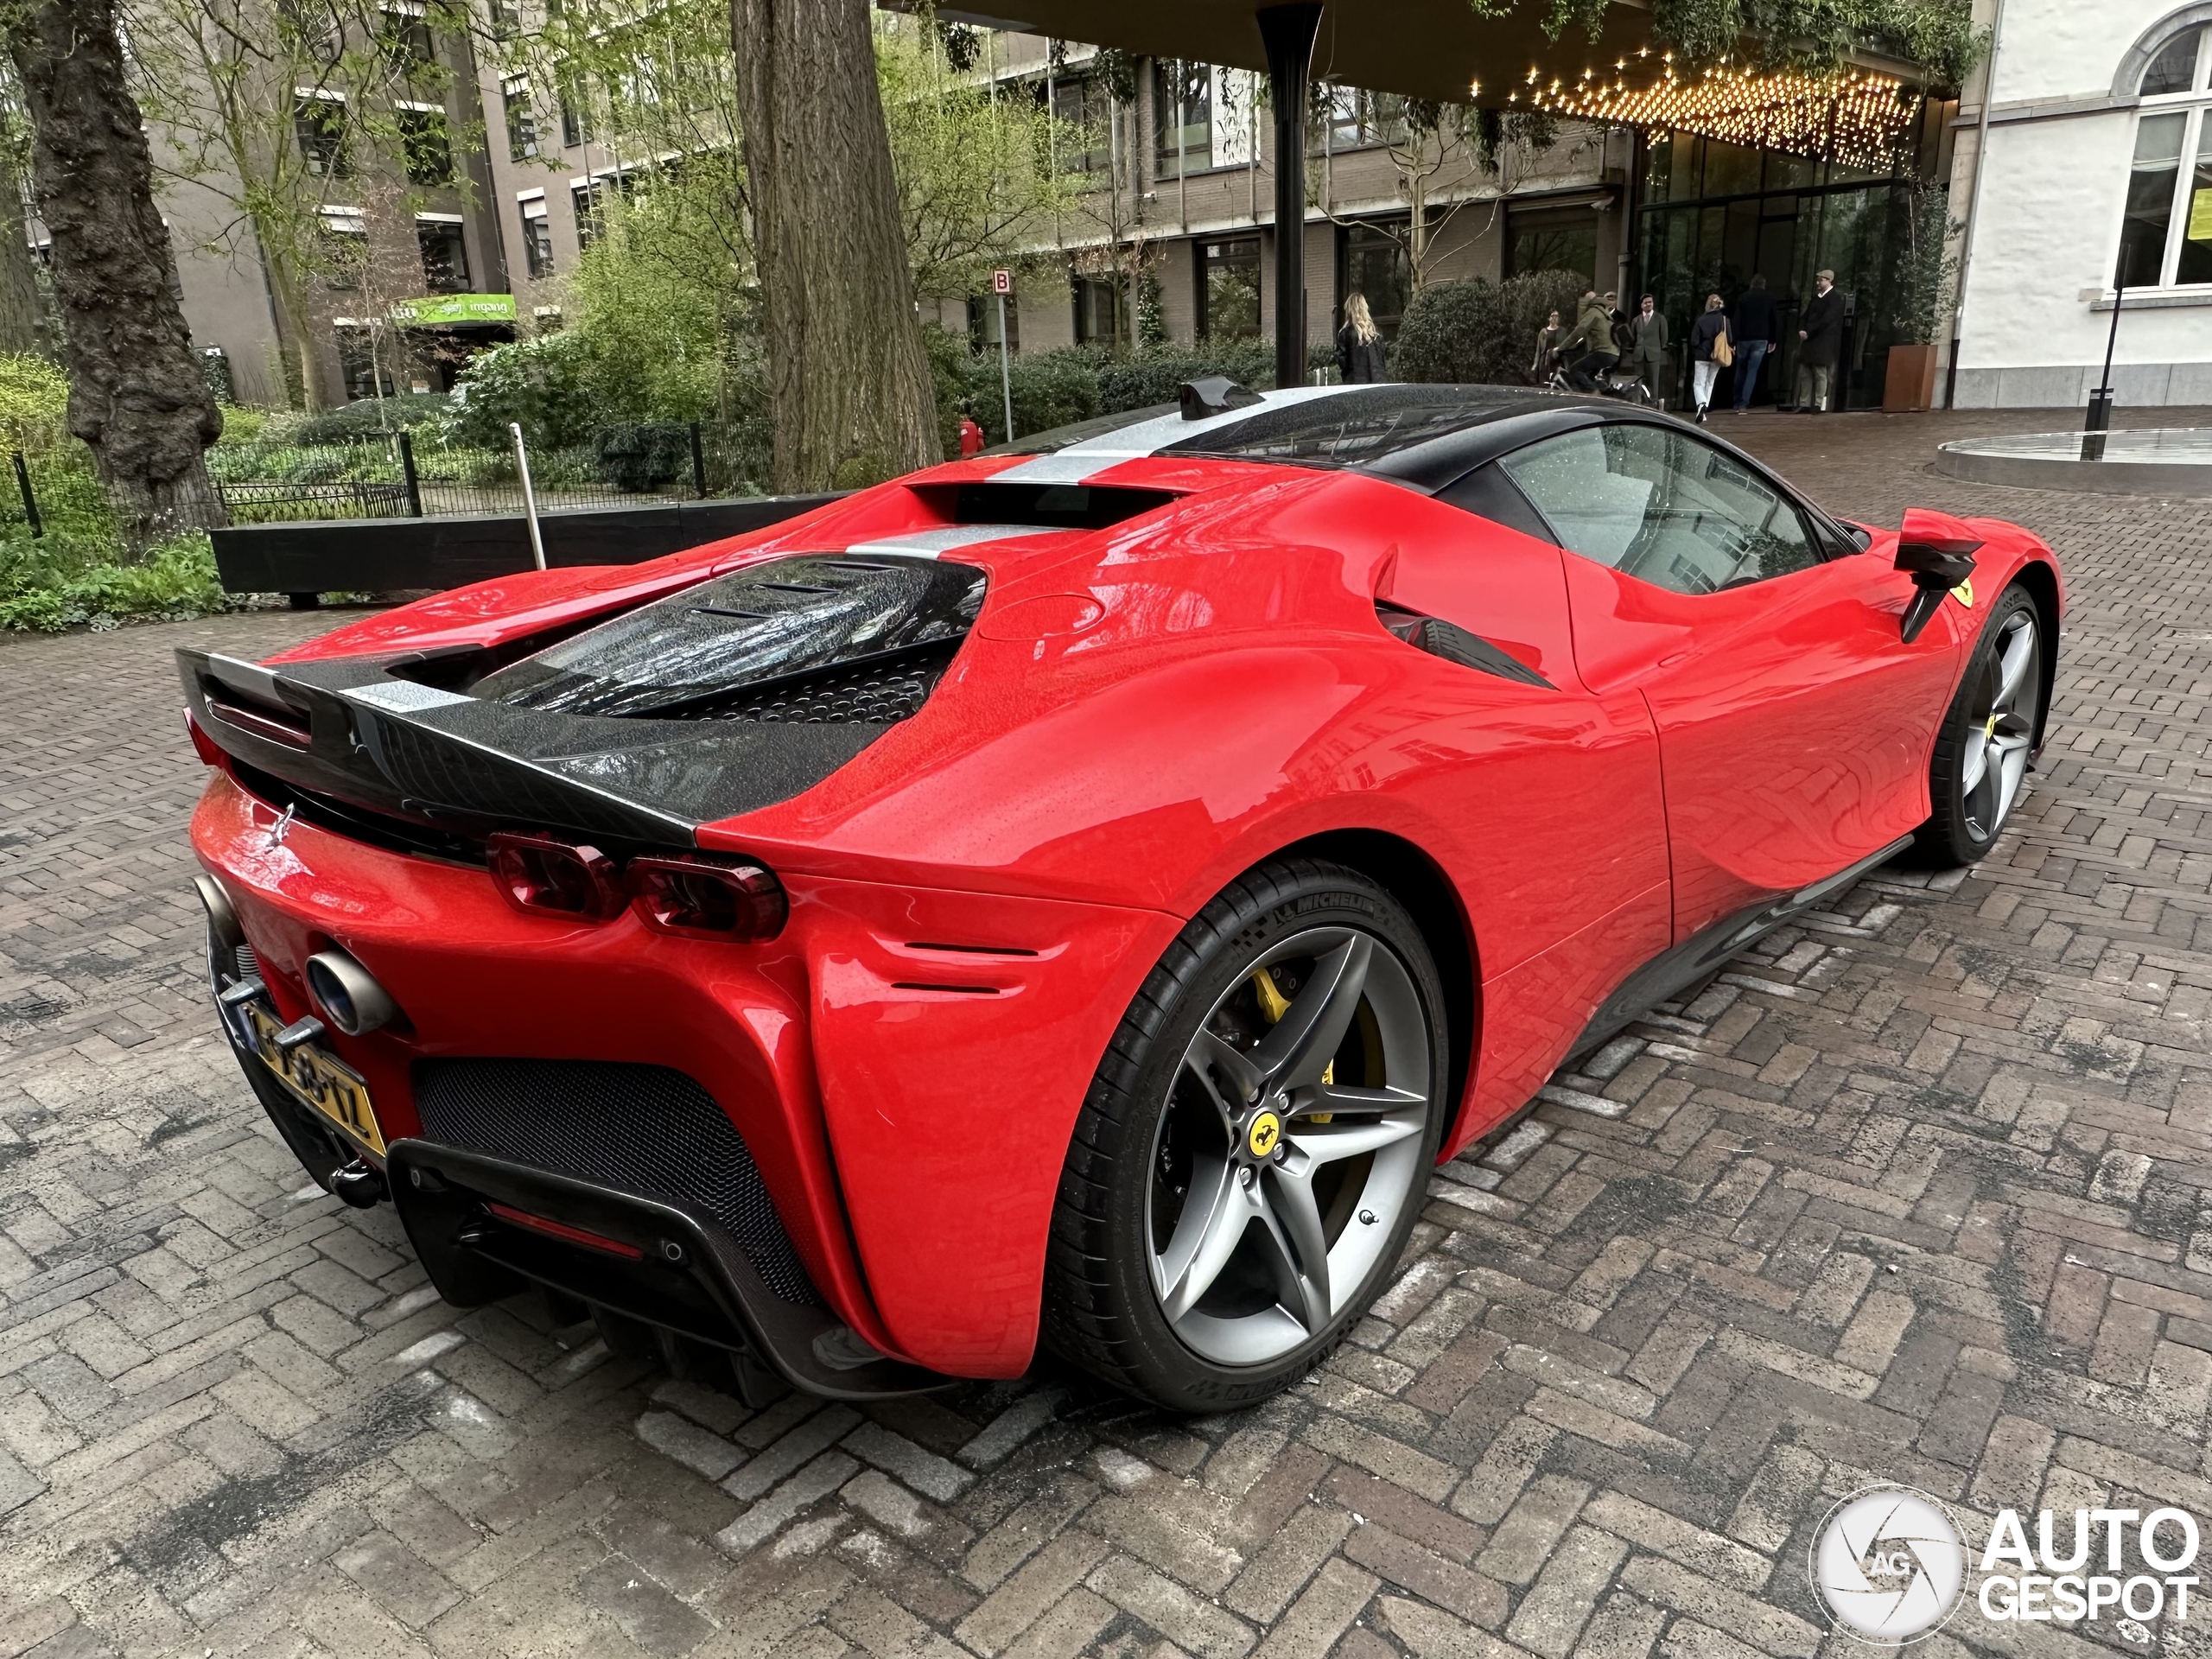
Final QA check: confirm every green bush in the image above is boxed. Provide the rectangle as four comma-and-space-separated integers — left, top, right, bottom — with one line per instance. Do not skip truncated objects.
1395, 272, 1591, 386
0, 531, 232, 632
292, 393, 451, 445
439, 333, 597, 450
1498, 270, 1596, 383
925, 330, 1105, 451
593, 423, 694, 493
1094, 341, 1274, 412
1394, 279, 1508, 384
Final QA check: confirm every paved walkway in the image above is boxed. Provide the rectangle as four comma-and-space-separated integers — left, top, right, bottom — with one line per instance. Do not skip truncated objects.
3, 410, 2211, 1658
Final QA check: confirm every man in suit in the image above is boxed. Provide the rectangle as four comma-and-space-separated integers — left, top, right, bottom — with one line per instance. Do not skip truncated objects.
1630, 295, 1669, 404
1793, 270, 1846, 414
1731, 274, 1777, 411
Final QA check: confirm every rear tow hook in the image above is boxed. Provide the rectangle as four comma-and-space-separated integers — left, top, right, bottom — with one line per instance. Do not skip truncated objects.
330, 1160, 387, 1209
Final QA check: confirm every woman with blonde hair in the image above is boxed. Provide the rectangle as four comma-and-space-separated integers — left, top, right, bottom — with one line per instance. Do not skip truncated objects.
1336, 292, 1388, 383
1688, 293, 1732, 423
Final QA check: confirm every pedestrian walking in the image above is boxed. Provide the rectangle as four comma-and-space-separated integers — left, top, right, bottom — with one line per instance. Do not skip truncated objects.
957, 407, 986, 457
1336, 292, 1389, 383
1531, 309, 1567, 382
1688, 295, 1731, 423
1731, 274, 1777, 411
1793, 269, 1846, 414
1630, 295, 1669, 404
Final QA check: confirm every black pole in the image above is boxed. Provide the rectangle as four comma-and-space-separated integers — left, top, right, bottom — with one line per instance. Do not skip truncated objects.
690, 420, 709, 498
11, 452, 40, 537
1258, 4, 1322, 392
2087, 283, 2123, 434
397, 430, 423, 517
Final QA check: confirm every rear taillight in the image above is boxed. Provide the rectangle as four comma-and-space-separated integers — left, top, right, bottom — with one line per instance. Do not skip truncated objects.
184, 709, 225, 767
627, 855, 787, 941
487, 832, 623, 919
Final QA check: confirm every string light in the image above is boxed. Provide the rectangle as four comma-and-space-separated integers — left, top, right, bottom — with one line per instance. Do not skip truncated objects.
1519, 54, 1915, 170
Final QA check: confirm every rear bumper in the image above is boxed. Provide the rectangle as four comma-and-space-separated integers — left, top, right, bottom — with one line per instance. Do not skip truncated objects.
385, 1141, 950, 1399
191, 763, 1179, 1378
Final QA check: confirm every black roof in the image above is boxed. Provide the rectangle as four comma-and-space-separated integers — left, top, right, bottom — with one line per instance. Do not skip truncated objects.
1155, 385, 1623, 493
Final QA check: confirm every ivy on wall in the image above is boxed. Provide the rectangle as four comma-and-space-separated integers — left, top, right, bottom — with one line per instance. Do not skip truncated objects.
1474, 0, 1984, 89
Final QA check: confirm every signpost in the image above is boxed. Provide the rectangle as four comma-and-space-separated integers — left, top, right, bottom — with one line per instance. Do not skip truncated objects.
992, 268, 1014, 444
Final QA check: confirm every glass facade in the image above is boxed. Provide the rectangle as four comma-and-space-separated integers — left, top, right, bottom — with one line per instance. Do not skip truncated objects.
1631, 106, 1948, 409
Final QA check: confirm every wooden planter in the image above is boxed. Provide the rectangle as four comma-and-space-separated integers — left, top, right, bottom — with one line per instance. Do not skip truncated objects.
1883, 344, 1939, 412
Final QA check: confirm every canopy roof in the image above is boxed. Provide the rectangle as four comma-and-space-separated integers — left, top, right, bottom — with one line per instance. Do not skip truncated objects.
943, 0, 1656, 105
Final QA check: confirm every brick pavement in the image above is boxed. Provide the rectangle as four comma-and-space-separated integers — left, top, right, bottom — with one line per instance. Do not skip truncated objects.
4, 408, 2212, 1657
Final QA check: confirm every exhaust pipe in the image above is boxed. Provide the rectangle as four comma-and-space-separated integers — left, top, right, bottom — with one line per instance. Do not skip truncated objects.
304, 949, 400, 1037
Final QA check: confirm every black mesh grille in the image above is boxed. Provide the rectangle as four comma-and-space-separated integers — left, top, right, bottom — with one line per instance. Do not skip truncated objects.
673, 645, 955, 724
410, 1059, 821, 1306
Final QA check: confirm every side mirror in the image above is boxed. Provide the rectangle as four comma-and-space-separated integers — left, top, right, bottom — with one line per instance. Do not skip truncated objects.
1894, 507, 1981, 645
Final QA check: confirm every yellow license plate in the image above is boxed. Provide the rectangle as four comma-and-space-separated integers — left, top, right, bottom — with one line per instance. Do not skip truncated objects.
244, 1001, 386, 1156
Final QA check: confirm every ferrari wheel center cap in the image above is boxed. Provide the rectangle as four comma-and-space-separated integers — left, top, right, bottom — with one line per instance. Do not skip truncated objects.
1245, 1109, 1283, 1160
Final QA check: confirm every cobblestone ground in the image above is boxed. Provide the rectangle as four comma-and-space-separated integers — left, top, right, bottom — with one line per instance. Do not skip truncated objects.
4, 408, 2212, 1659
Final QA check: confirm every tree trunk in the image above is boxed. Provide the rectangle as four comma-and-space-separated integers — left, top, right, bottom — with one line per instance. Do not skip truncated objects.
5, 0, 222, 546
0, 181, 49, 356
729, 0, 938, 492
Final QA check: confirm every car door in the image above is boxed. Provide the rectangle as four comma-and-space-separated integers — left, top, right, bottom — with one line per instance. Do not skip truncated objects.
1491, 419, 1967, 944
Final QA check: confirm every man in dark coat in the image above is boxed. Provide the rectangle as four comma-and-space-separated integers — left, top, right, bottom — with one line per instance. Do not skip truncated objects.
1731, 274, 1777, 411
1630, 295, 1669, 404
1793, 269, 1846, 414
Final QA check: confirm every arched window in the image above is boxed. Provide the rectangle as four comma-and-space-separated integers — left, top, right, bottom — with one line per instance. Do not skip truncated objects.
2120, 18, 2212, 287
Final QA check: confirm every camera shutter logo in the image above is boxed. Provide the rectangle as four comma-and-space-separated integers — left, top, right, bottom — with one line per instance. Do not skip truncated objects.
1810, 1485, 1967, 1643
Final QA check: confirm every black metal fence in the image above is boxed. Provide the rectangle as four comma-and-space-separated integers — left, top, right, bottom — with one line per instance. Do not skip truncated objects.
208, 421, 770, 526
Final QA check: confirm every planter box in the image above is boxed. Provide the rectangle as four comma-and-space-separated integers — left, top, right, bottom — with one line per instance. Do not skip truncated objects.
1883, 344, 1939, 412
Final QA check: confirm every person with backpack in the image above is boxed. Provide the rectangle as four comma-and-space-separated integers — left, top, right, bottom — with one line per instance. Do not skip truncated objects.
1688, 295, 1731, 424
1560, 291, 1618, 391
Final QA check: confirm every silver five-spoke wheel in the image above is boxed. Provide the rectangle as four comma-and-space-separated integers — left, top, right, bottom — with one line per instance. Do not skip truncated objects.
1960, 607, 2039, 842
1146, 926, 1430, 1367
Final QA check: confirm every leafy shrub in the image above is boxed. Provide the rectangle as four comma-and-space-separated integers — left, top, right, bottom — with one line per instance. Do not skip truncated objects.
1094, 340, 1274, 412
1394, 279, 1509, 384
438, 333, 597, 450
0, 531, 233, 631
925, 330, 1105, 451
1498, 270, 1594, 383
593, 423, 694, 493
292, 393, 451, 445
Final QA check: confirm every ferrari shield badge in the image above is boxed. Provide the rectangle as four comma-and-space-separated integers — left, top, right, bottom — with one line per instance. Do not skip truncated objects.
1950, 576, 1976, 608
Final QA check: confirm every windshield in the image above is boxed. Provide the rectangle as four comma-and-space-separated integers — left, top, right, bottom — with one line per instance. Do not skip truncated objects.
982, 403, 1178, 456
1154, 385, 1562, 468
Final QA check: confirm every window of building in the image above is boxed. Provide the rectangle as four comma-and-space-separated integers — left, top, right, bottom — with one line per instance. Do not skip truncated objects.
2120, 23, 2212, 288
967, 292, 1019, 354
1051, 74, 1111, 175
485, 0, 518, 35
1197, 237, 1262, 340
1322, 86, 1408, 152
294, 93, 351, 178
1339, 219, 1410, 339
397, 106, 452, 187
573, 181, 604, 248
338, 326, 395, 402
1072, 275, 1125, 347
1505, 204, 1599, 285
559, 67, 594, 147
503, 76, 537, 161
1154, 60, 1210, 172
318, 207, 365, 289
416, 215, 470, 292
380, 4, 435, 77
519, 195, 554, 278
1498, 424, 1819, 595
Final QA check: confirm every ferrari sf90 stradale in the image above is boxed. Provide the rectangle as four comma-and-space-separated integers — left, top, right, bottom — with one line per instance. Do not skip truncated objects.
181, 384, 2060, 1409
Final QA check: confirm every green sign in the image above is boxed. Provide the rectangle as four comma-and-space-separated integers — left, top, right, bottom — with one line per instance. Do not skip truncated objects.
391, 293, 518, 327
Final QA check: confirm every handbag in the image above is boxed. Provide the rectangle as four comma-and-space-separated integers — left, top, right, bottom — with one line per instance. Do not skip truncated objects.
1713, 327, 1734, 368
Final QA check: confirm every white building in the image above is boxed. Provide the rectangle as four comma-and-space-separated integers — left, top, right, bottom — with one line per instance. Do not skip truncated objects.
1948, 0, 2212, 406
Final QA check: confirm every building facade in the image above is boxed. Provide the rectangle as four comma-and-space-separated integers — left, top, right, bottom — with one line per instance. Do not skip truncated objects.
1945, 0, 2212, 406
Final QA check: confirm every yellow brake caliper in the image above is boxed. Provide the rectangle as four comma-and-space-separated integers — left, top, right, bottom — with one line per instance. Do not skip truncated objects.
1253, 967, 1332, 1119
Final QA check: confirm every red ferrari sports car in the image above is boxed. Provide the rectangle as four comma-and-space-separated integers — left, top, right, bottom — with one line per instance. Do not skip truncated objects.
181, 384, 2061, 1411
